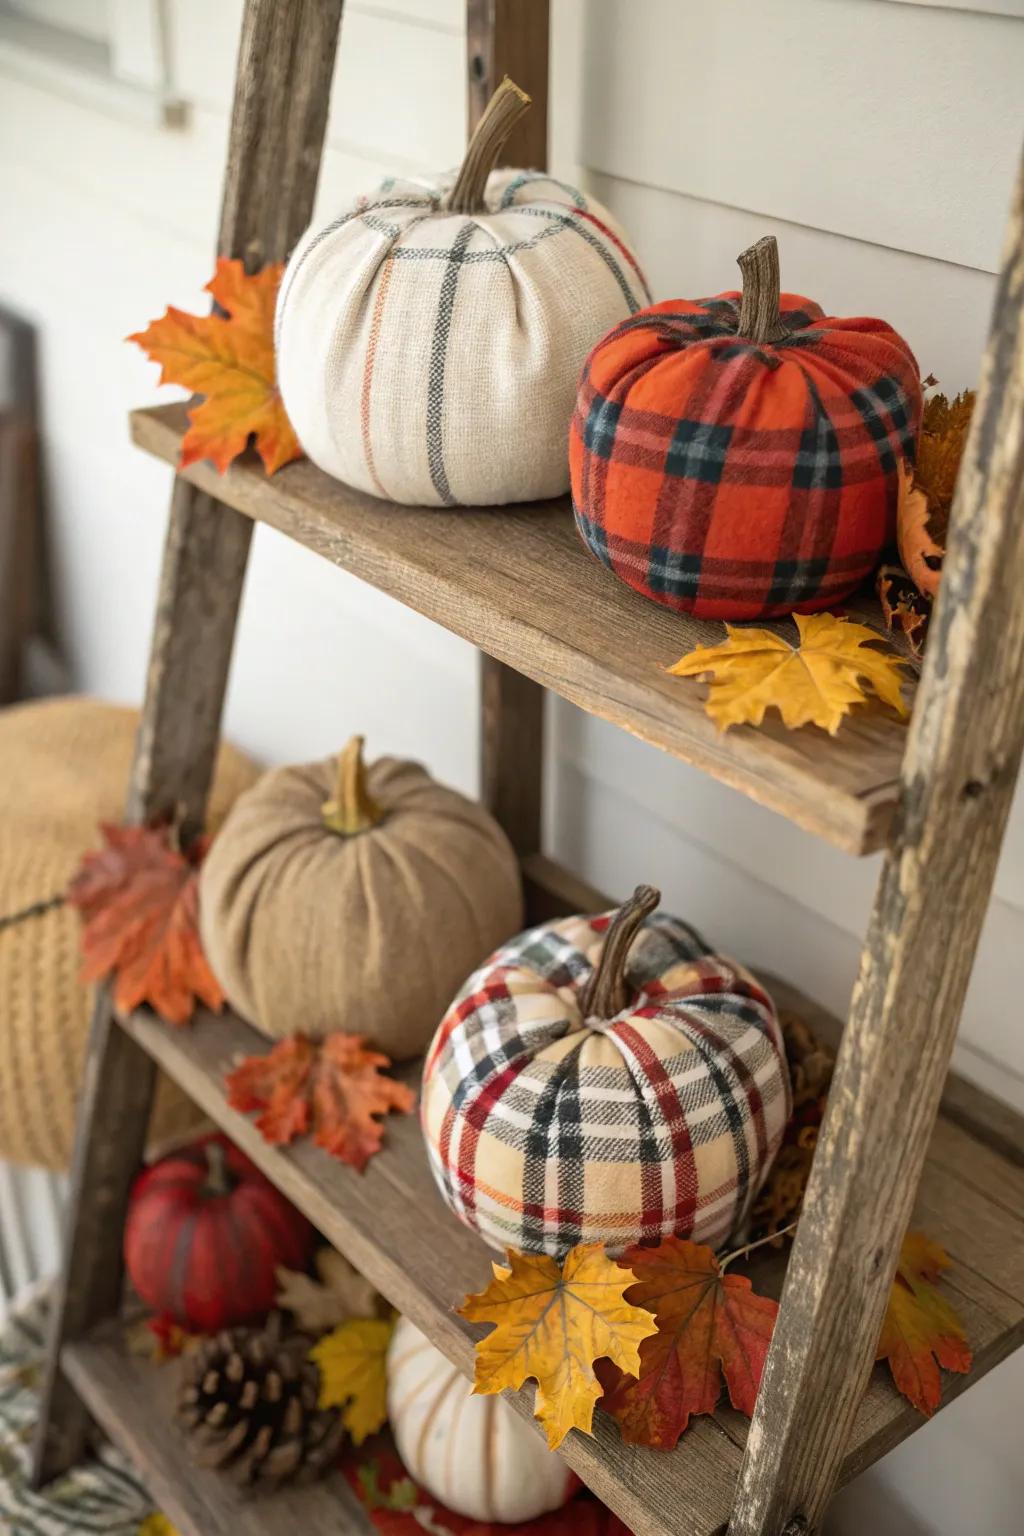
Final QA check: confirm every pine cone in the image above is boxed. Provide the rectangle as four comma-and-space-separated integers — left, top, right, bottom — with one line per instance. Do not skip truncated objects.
177, 1312, 344, 1489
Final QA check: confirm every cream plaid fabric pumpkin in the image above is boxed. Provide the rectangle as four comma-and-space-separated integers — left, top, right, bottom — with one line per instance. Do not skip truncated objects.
275, 81, 649, 507
421, 887, 791, 1258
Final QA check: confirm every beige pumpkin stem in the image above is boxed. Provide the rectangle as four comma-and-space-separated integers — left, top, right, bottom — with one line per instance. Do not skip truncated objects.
580, 884, 661, 1021
321, 736, 385, 836
736, 235, 791, 345
446, 76, 531, 215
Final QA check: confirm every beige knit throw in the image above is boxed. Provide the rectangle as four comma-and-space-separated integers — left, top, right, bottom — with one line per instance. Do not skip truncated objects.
0, 696, 259, 1171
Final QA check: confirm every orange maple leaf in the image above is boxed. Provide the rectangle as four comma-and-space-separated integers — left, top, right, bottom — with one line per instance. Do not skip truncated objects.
876, 1231, 972, 1415
597, 1236, 779, 1448
68, 822, 224, 1026
128, 258, 300, 475
225, 1034, 416, 1172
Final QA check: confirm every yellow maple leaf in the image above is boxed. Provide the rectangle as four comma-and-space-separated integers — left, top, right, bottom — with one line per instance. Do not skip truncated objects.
458, 1243, 656, 1450
668, 612, 912, 735
128, 258, 300, 476
138, 1516, 180, 1536
309, 1315, 393, 1444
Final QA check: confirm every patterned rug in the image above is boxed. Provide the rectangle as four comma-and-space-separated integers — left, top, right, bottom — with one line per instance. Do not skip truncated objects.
0, 1285, 162, 1536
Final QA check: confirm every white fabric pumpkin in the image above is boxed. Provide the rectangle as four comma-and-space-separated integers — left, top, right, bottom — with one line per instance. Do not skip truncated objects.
387, 1317, 576, 1523
275, 81, 649, 507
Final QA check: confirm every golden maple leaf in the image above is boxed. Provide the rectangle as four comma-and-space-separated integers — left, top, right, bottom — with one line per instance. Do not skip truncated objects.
876, 1232, 971, 1416
128, 258, 300, 475
309, 1315, 393, 1444
458, 1243, 657, 1449
138, 1517, 180, 1536
668, 613, 912, 735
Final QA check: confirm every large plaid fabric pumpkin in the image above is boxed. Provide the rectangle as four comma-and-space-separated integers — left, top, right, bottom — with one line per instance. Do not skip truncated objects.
276, 80, 648, 508
421, 887, 791, 1258
570, 235, 922, 620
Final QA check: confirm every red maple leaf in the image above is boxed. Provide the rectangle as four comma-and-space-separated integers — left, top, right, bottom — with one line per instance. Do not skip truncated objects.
347, 1446, 630, 1536
68, 822, 223, 1026
225, 1034, 415, 1172
598, 1236, 778, 1449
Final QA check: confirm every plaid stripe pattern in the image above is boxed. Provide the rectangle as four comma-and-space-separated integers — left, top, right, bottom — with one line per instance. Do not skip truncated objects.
421, 910, 791, 1259
276, 170, 650, 507
569, 294, 922, 620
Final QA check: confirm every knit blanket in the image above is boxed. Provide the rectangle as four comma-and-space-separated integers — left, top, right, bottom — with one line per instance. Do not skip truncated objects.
0, 1284, 163, 1535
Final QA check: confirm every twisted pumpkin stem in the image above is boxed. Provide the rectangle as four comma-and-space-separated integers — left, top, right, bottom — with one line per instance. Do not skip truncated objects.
446, 76, 531, 215
322, 736, 385, 837
580, 884, 661, 1021
736, 235, 790, 346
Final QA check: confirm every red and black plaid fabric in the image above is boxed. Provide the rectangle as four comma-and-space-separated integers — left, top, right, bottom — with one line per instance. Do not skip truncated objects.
421, 909, 791, 1259
569, 294, 922, 620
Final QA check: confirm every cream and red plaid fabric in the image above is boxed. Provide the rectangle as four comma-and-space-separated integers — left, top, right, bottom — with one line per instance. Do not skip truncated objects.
421, 909, 790, 1258
570, 295, 922, 620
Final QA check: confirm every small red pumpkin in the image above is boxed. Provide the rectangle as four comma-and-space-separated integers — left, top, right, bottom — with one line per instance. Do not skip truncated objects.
570, 235, 922, 621
124, 1134, 314, 1330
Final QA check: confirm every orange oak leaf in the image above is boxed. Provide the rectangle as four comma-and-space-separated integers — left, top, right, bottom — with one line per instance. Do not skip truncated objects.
598, 1236, 779, 1448
68, 823, 224, 1026
876, 1232, 972, 1415
128, 258, 300, 475
225, 1034, 416, 1172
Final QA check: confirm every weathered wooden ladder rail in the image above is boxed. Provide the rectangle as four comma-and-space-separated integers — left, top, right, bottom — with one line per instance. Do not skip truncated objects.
29, 3, 1024, 1534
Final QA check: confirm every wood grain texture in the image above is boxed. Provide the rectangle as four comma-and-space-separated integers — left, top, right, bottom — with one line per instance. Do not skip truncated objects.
480, 659, 545, 855
131, 404, 910, 856
466, 0, 549, 170
217, 0, 344, 273
727, 147, 1024, 1536
61, 1325, 370, 1536
31, 999, 158, 1484
33, 0, 346, 1487
473, 0, 549, 858
765, 972, 1024, 1170
126, 478, 252, 841
117, 987, 1024, 1536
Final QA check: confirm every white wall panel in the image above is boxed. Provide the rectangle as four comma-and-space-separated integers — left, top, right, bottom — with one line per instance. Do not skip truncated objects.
171, 0, 464, 170
588, 173, 997, 392
576, 0, 1024, 270
888, 0, 1024, 15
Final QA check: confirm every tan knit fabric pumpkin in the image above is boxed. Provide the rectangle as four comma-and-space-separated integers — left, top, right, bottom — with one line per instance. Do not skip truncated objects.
0, 696, 259, 1171
274, 80, 649, 507
198, 737, 523, 1059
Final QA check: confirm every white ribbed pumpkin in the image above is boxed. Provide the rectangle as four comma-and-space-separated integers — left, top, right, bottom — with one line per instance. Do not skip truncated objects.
386, 1317, 576, 1524
275, 80, 649, 508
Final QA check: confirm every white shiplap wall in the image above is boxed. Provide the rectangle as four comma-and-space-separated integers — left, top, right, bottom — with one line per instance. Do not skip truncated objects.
0, 1, 1021, 1530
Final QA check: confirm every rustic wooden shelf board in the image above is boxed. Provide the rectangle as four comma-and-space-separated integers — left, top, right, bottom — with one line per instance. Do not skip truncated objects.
116, 994, 1024, 1536
60, 1325, 370, 1536
130, 403, 911, 857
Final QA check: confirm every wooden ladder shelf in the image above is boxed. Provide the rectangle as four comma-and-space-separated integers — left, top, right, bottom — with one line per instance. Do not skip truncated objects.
29, 4, 1024, 1534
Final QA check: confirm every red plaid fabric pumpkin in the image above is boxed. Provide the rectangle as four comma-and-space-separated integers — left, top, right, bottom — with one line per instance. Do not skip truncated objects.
569, 236, 922, 620
421, 887, 790, 1259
